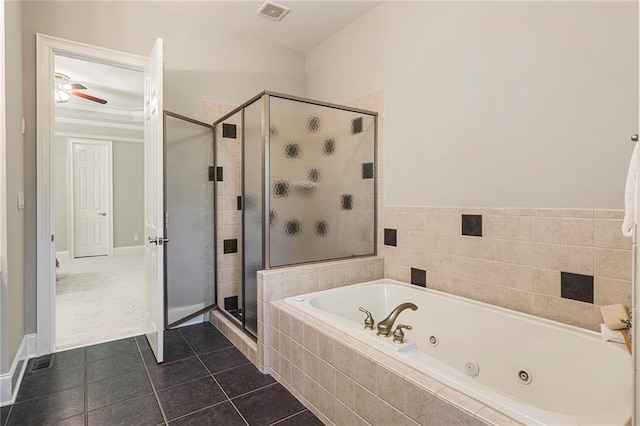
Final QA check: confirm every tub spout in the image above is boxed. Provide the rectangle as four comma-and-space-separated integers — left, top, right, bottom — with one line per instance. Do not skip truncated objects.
377, 303, 418, 337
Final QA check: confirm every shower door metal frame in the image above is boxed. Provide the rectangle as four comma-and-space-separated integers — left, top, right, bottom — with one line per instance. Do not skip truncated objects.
213, 91, 379, 337
163, 110, 218, 330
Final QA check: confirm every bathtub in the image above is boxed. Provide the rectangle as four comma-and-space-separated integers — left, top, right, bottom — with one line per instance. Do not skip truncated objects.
284, 279, 632, 425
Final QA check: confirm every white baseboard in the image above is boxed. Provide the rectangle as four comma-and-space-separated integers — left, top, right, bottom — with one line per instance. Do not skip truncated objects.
113, 245, 144, 256
55, 251, 69, 261
0, 333, 37, 407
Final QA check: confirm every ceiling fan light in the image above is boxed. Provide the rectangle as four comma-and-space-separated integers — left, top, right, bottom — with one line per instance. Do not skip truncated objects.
55, 90, 70, 102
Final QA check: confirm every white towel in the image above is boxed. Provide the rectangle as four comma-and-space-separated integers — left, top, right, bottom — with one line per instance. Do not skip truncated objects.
600, 323, 626, 344
622, 142, 638, 237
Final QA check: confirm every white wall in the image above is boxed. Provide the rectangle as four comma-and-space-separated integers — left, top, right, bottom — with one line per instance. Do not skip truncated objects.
306, 1, 638, 208
2, 0, 25, 373
21, 1, 307, 333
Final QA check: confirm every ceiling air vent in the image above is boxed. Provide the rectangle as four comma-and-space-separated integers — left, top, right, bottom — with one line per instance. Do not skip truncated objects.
257, 1, 291, 22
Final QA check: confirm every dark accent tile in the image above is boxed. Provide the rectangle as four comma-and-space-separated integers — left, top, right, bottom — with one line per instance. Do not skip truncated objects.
200, 347, 250, 374
223, 239, 238, 254
208, 166, 216, 182
157, 377, 226, 420
274, 410, 323, 426
237, 196, 242, 210
165, 328, 186, 344
43, 413, 85, 425
141, 349, 159, 368
351, 117, 363, 134
88, 393, 163, 426
216, 166, 224, 182
384, 228, 397, 246
178, 322, 220, 340
184, 333, 233, 355
561, 272, 594, 304
7, 386, 84, 426
233, 383, 305, 426
85, 337, 138, 362
147, 356, 209, 390
362, 162, 374, 179
214, 363, 275, 398
164, 337, 196, 364
86, 352, 144, 383
224, 296, 238, 311
88, 370, 152, 411
340, 194, 353, 210
135, 334, 152, 352
1, 406, 10, 426
169, 401, 244, 426
223, 123, 237, 139
462, 214, 482, 237
17, 364, 84, 401
411, 268, 427, 288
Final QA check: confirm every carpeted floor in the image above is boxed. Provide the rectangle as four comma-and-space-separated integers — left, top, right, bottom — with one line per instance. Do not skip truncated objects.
55, 254, 146, 350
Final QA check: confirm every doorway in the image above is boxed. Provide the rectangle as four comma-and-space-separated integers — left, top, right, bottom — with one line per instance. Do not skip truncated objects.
53, 54, 146, 350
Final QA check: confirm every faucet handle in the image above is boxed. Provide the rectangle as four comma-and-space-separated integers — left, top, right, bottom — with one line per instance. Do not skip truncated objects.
359, 307, 375, 330
392, 324, 412, 344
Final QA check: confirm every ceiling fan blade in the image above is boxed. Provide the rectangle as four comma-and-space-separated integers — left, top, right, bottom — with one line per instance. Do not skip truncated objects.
71, 91, 107, 105
71, 83, 87, 90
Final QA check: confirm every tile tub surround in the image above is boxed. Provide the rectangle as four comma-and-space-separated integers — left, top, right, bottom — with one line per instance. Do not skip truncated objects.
268, 300, 521, 426
256, 257, 384, 373
383, 206, 632, 331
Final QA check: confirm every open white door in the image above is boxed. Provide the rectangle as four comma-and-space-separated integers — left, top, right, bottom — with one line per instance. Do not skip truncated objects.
144, 38, 164, 363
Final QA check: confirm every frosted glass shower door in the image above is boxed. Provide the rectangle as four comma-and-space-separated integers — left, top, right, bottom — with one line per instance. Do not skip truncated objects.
164, 112, 216, 327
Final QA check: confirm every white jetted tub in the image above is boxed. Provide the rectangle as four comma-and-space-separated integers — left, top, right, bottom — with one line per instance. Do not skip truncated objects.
284, 279, 632, 425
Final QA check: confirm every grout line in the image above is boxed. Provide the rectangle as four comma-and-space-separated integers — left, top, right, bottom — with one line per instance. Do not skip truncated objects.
228, 382, 279, 401
180, 327, 249, 426
268, 408, 308, 425
135, 336, 169, 425
164, 399, 229, 424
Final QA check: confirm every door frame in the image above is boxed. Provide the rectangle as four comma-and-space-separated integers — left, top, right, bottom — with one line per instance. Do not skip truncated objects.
36, 34, 146, 355
67, 138, 114, 260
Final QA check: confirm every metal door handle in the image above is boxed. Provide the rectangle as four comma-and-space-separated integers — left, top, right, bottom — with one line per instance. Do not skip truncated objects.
148, 236, 169, 245
632, 134, 638, 142
98, 212, 106, 216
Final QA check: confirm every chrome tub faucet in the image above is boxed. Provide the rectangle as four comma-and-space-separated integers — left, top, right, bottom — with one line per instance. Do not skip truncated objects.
377, 303, 418, 337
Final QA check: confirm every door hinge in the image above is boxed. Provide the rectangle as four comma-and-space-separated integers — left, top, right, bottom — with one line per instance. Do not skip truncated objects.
51, 234, 54, 242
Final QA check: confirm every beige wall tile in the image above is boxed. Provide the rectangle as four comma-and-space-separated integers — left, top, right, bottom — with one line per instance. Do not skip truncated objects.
318, 359, 336, 394
594, 209, 624, 219
483, 215, 506, 239
594, 219, 632, 250
353, 383, 377, 425
595, 248, 632, 281
532, 208, 560, 217
505, 215, 531, 241
560, 245, 594, 275
561, 218, 594, 246
529, 294, 561, 322
375, 364, 406, 412
352, 351, 378, 393
317, 386, 336, 423
336, 371, 355, 410
561, 209, 594, 218
594, 277, 632, 307
530, 217, 560, 243
437, 388, 484, 415
505, 208, 531, 216
335, 400, 355, 425
530, 242, 560, 270
531, 268, 560, 297
503, 264, 532, 291
503, 240, 530, 266
462, 237, 504, 262
476, 407, 523, 426
561, 299, 594, 330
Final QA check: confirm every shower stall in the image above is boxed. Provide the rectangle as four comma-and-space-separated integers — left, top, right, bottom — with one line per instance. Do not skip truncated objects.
213, 92, 378, 337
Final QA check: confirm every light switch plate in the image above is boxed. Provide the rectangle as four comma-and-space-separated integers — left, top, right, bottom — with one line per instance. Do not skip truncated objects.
17, 191, 24, 210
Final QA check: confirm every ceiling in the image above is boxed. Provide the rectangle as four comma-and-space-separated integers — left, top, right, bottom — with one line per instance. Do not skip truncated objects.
55, 55, 143, 110
154, 1, 383, 53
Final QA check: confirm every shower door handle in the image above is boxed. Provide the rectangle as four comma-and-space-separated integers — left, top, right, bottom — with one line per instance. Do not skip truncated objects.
148, 236, 170, 245
632, 134, 638, 142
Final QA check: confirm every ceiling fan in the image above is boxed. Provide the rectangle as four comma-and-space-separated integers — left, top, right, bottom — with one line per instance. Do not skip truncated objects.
54, 72, 108, 105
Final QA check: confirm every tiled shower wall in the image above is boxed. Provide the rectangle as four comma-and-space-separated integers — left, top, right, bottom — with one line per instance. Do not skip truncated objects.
383, 207, 631, 331
203, 102, 243, 312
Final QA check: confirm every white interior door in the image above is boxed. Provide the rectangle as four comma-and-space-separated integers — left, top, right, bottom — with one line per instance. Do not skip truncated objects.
144, 38, 165, 363
72, 140, 110, 258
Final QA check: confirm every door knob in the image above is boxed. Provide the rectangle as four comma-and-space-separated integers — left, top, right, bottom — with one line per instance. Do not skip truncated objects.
98, 212, 107, 216
632, 134, 638, 142
148, 236, 169, 245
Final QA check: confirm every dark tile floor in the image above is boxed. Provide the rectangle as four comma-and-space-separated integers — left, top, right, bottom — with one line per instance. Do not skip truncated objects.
1, 322, 323, 426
